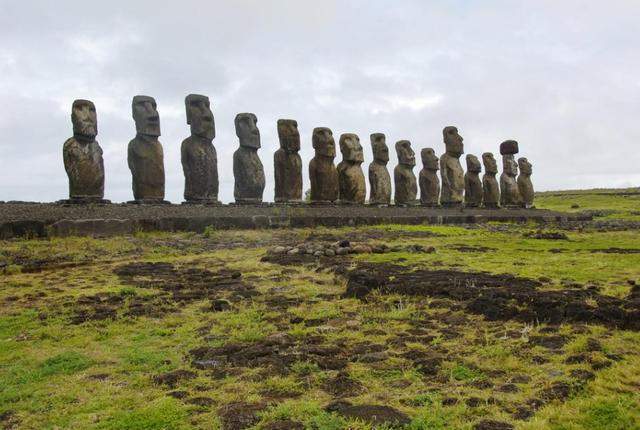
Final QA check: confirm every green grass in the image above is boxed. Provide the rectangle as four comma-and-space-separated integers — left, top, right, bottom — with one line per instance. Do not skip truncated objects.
0, 188, 639, 429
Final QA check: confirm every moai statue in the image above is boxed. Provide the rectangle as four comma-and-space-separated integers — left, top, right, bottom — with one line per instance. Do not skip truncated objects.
419, 148, 440, 207
499, 140, 521, 208
337, 133, 366, 204
233, 113, 265, 204
128, 95, 166, 203
394, 140, 417, 206
274, 119, 303, 203
482, 152, 500, 208
181, 94, 218, 204
517, 157, 534, 208
368, 133, 391, 205
309, 127, 339, 203
464, 154, 483, 207
62, 99, 107, 203
440, 126, 465, 207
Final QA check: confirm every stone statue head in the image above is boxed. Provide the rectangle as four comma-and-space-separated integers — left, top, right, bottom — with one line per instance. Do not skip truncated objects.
277, 119, 300, 152
421, 148, 439, 171
370, 133, 389, 163
339, 133, 364, 163
235, 113, 260, 149
72, 99, 97, 140
312, 127, 336, 158
132, 95, 160, 137
466, 154, 482, 173
185, 94, 215, 140
518, 157, 532, 175
482, 152, 498, 174
395, 140, 416, 167
443, 126, 464, 157
503, 155, 518, 176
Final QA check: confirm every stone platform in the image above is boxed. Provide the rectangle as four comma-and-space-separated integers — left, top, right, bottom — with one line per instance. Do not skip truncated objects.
0, 202, 591, 239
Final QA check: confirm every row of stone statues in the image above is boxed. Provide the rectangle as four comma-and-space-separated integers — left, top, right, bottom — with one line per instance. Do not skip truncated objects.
63, 95, 534, 208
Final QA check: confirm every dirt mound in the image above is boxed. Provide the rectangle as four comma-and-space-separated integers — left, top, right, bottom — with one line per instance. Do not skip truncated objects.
344, 264, 640, 329
590, 248, 640, 254
474, 420, 514, 430
217, 402, 264, 430
325, 401, 410, 427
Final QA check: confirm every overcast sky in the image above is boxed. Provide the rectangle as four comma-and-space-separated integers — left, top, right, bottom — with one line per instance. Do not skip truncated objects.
1, 0, 638, 203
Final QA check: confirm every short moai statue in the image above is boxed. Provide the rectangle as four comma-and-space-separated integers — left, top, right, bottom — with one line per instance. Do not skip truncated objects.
62, 99, 107, 203
309, 127, 339, 203
181, 94, 219, 204
464, 154, 483, 207
482, 152, 500, 208
394, 140, 417, 206
517, 157, 534, 208
419, 148, 440, 207
337, 133, 366, 204
499, 140, 521, 208
368, 133, 391, 205
128, 95, 166, 203
233, 113, 265, 204
440, 126, 465, 207
274, 119, 303, 203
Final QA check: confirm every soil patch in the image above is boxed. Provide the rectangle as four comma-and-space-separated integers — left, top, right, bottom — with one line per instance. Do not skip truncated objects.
325, 401, 410, 427
322, 371, 364, 397
590, 248, 640, 254
343, 264, 640, 329
474, 420, 514, 430
217, 402, 264, 430
450, 244, 496, 253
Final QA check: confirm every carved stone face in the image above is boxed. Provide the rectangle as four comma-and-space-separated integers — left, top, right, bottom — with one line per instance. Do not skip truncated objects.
370, 133, 389, 163
396, 140, 416, 167
72, 99, 97, 139
443, 126, 464, 157
340, 133, 364, 163
482, 152, 498, 174
312, 127, 336, 158
235, 113, 260, 149
518, 157, 532, 175
466, 154, 482, 173
186, 94, 215, 140
421, 148, 439, 170
277, 119, 300, 152
132, 95, 161, 137
503, 155, 518, 176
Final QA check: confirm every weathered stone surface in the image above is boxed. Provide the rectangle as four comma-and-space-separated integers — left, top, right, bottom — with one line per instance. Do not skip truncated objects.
394, 140, 417, 206
368, 133, 391, 205
419, 148, 440, 207
518, 157, 534, 208
274, 119, 302, 203
181, 94, 218, 203
464, 154, 483, 207
500, 141, 521, 207
337, 133, 366, 204
309, 127, 339, 203
128, 95, 165, 202
500, 140, 519, 155
50, 218, 136, 237
482, 152, 500, 208
233, 113, 265, 204
440, 126, 465, 207
63, 99, 105, 202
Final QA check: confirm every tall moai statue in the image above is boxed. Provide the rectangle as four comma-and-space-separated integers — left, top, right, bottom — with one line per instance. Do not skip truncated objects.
233, 113, 265, 204
309, 127, 339, 203
419, 148, 440, 207
128, 95, 166, 203
440, 126, 465, 207
181, 94, 219, 204
368, 133, 391, 205
482, 152, 500, 208
394, 140, 417, 206
517, 157, 534, 208
499, 140, 521, 208
337, 133, 366, 204
464, 154, 483, 207
274, 119, 303, 203
62, 99, 107, 203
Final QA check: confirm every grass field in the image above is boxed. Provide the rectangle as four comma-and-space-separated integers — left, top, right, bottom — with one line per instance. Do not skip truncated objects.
1, 190, 639, 429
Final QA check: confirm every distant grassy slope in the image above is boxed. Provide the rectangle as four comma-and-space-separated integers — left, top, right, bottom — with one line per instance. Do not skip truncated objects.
536, 187, 640, 220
